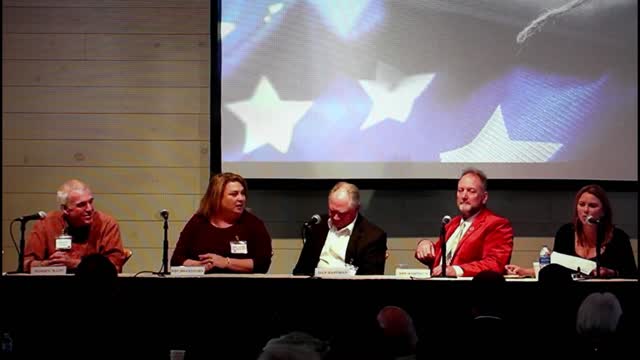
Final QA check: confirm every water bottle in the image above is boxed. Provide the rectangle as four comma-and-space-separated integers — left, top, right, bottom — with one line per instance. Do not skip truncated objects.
539, 245, 551, 269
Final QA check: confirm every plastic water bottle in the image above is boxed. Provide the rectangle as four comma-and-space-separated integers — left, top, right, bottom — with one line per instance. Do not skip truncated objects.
539, 245, 551, 269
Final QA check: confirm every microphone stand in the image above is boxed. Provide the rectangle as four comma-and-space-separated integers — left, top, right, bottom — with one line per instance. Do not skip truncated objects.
440, 221, 448, 277
17, 220, 27, 273
160, 216, 170, 275
595, 222, 603, 278
301, 224, 310, 245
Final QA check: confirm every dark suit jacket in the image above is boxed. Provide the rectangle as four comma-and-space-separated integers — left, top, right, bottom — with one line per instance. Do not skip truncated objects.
293, 214, 387, 275
427, 208, 513, 276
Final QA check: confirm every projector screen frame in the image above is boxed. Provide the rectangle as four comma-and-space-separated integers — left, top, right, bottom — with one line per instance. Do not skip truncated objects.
212, 0, 638, 191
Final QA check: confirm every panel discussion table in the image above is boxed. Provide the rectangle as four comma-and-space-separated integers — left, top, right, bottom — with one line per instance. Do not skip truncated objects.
1, 273, 637, 358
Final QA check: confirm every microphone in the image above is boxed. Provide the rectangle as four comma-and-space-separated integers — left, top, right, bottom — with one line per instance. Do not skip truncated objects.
303, 214, 321, 227
160, 209, 169, 220
14, 211, 46, 222
586, 215, 600, 225
441, 215, 452, 224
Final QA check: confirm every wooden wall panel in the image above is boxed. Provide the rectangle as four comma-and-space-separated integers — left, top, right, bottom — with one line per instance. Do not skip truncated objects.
3, 60, 209, 87
3, 140, 209, 167
3, 114, 209, 140
1, 1, 211, 273
2, 193, 200, 222
86, 35, 210, 60
3, 34, 210, 60
5, 7, 209, 34
4, 0, 209, 7
3, 167, 203, 194
3, 86, 210, 113
3, 34, 85, 59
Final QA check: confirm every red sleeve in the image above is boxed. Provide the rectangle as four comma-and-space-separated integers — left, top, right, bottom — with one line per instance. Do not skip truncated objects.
99, 215, 125, 273
459, 217, 514, 276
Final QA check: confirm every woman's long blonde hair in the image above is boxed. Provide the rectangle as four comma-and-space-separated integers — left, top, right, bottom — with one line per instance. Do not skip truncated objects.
197, 172, 248, 219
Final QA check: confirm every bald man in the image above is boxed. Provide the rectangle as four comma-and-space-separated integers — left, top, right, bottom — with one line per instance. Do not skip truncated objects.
293, 182, 387, 275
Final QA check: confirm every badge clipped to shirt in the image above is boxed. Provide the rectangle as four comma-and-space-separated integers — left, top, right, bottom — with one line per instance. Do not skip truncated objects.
55, 235, 72, 251
230, 236, 248, 254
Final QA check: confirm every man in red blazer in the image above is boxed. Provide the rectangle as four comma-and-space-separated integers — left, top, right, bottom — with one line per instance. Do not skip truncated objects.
415, 168, 513, 277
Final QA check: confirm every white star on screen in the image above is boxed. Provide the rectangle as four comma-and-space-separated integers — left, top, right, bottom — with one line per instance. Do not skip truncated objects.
264, 2, 284, 23
439, 105, 563, 162
220, 22, 235, 40
226, 77, 313, 154
359, 62, 435, 130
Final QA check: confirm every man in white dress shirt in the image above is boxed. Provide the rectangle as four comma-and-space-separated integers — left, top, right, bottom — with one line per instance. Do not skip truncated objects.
293, 182, 387, 275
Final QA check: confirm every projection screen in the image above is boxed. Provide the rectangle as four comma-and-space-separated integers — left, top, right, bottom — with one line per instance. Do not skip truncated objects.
220, 0, 637, 180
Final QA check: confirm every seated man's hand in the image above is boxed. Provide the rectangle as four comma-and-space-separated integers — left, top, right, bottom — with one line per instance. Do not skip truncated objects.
505, 264, 535, 277
431, 265, 457, 277
48, 251, 81, 269
415, 239, 435, 262
505, 264, 522, 275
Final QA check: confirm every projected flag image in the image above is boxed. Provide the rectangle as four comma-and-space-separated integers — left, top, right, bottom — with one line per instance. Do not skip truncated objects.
220, 0, 637, 180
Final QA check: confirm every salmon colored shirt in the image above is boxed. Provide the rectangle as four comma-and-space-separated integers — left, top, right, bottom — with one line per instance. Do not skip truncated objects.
23, 210, 125, 272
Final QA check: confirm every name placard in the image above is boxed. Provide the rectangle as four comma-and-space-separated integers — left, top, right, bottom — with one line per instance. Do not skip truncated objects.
395, 268, 431, 278
314, 267, 356, 277
170, 266, 205, 276
31, 266, 67, 275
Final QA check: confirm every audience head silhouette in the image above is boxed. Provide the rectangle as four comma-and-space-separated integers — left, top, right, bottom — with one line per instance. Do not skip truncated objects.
471, 270, 506, 317
376, 305, 418, 358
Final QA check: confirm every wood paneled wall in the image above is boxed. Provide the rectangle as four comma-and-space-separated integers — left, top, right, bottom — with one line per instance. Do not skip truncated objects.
2, 0, 211, 273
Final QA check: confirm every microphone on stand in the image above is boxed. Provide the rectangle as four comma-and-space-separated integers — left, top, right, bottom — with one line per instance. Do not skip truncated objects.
303, 214, 321, 227
13, 211, 46, 273
158, 209, 170, 275
301, 214, 321, 245
586, 215, 602, 278
14, 211, 47, 222
440, 215, 451, 278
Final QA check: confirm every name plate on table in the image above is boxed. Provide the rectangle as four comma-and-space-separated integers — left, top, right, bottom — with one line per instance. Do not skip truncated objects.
395, 268, 431, 278
314, 267, 356, 277
170, 266, 205, 276
31, 266, 67, 275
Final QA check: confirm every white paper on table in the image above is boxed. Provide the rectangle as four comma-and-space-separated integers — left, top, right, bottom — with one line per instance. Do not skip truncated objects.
550, 251, 596, 275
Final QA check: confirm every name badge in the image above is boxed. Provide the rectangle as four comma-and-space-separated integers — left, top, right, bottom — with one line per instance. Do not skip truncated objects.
55, 235, 72, 250
230, 240, 248, 254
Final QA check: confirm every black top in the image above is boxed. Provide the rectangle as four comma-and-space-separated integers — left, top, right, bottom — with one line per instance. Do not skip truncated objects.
553, 223, 637, 278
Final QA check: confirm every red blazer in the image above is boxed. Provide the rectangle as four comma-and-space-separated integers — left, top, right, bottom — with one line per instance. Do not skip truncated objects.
433, 208, 513, 277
